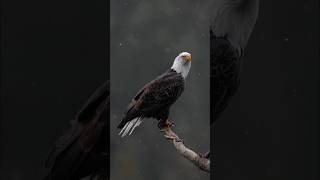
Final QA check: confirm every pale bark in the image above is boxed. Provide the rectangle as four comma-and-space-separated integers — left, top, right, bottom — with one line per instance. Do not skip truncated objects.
161, 120, 210, 173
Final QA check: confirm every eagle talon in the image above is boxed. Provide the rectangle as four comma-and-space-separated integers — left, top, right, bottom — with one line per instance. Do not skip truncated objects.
171, 122, 175, 127
158, 120, 174, 129
167, 121, 174, 127
164, 134, 176, 140
165, 120, 174, 127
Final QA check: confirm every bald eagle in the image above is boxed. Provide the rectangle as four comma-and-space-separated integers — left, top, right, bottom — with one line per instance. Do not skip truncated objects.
118, 52, 192, 137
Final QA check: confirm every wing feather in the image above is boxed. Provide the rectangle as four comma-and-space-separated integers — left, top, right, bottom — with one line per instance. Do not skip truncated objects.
118, 70, 184, 128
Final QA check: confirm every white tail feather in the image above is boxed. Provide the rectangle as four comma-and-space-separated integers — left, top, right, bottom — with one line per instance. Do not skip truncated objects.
119, 117, 143, 137
129, 118, 143, 135
121, 119, 136, 137
119, 121, 130, 135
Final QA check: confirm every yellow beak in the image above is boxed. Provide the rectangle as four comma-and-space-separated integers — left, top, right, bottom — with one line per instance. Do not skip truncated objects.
184, 55, 192, 62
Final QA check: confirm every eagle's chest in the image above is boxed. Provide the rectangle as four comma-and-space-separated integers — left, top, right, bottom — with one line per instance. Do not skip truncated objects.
152, 77, 184, 105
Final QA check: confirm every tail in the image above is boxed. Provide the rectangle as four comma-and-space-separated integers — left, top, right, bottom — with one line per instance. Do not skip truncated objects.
118, 117, 143, 137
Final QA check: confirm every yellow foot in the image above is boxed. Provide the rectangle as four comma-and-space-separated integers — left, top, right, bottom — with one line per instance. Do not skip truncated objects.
158, 119, 174, 130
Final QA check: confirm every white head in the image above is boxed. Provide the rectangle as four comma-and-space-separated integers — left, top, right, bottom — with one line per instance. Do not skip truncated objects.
171, 52, 192, 78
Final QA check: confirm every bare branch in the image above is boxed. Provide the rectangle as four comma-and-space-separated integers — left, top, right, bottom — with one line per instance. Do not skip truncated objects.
160, 120, 210, 173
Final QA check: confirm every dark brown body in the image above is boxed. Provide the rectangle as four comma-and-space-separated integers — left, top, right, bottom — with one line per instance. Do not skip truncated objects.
118, 69, 185, 129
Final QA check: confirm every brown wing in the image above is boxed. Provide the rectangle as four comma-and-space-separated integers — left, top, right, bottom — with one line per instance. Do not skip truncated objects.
118, 70, 184, 128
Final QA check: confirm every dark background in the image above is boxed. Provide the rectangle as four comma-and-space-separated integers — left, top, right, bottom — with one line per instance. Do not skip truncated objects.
0, 0, 108, 179
0, 0, 319, 180
214, 0, 319, 179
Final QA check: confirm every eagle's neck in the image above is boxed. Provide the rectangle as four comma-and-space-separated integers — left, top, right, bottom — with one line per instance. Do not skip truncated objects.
171, 59, 191, 79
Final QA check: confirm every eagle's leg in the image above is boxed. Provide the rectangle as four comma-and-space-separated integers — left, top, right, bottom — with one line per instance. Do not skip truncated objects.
159, 119, 183, 142
158, 119, 174, 130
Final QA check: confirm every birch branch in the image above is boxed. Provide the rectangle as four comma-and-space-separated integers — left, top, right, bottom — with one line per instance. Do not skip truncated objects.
160, 120, 210, 173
